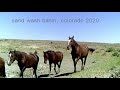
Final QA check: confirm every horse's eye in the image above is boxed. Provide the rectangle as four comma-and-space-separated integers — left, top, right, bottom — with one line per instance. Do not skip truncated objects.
11, 55, 13, 57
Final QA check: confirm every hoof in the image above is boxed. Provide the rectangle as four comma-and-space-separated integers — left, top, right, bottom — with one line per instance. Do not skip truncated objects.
55, 72, 58, 75
74, 70, 76, 73
81, 67, 84, 70
56, 71, 60, 74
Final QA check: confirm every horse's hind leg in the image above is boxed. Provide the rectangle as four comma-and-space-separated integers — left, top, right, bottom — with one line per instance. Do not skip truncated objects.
33, 62, 39, 78
83, 57, 87, 69
2, 66, 6, 78
54, 63, 58, 74
49, 63, 52, 76
33, 66, 37, 78
81, 58, 84, 70
57, 61, 62, 74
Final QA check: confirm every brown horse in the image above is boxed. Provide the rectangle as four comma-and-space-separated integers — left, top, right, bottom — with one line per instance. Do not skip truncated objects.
43, 50, 63, 76
67, 36, 95, 72
0, 57, 6, 78
7, 50, 39, 78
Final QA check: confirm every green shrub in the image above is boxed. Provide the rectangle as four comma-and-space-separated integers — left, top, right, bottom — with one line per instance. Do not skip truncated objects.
117, 49, 120, 52
112, 52, 120, 57
106, 47, 115, 52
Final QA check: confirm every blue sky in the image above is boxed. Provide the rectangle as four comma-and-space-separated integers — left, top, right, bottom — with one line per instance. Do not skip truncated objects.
0, 12, 120, 43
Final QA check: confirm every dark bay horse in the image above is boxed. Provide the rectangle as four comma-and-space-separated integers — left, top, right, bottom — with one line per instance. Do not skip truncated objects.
43, 50, 63, 76
67, 36, 95, 72
0, 57, 6, 78
7, 50, 39, 78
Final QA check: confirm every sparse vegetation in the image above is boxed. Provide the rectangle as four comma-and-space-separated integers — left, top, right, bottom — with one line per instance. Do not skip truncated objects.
0, 39, 120, 78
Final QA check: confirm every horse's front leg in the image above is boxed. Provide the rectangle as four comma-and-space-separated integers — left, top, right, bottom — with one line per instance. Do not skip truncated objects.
20, 66, 26, 78
72, 57, 76, 72
75, 57, 80, 65
19, 66, 22, 77
49, 63, 52, 77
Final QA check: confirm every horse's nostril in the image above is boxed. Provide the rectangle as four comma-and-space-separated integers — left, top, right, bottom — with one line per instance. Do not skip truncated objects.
7, 61, 11, 66
44, 61, 46, 64
67, 46, 69, 50
7, 63, 11, 66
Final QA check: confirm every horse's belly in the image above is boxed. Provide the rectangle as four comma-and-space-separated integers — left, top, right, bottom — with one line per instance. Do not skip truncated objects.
25, 60, 37, 68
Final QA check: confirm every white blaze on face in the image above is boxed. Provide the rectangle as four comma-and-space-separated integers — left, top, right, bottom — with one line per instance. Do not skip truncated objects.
68, 39, 71, 45
9, 53, 12, 57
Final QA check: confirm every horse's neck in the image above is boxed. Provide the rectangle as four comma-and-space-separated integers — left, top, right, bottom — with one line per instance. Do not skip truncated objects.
71, 41, 79, 50
47, 52, 55, 60
16, 52, 25, 62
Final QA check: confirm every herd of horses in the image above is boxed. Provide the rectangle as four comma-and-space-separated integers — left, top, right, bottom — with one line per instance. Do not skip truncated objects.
0, 36, 95, 78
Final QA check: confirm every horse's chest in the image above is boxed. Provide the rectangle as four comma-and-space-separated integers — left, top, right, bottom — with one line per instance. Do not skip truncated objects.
18, 62, 24, 67
71, 51, 79, 58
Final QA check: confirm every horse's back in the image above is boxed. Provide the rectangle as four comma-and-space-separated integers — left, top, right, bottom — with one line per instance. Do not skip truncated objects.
46, 50, 63, 63
23, 53, 39, 68
29, 53, 39, 62
79, 44, 89, 57
79, 44, 88, 48
55, 51, 63, 61
29, 53, 37, 60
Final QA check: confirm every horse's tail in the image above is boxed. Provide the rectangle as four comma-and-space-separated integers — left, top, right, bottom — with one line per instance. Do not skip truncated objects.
34, 51, 37, 55
88, 48, 95, 54
3, 66, 6, 78
34, 51, 39, 62
36, 55, 39, 62
0, 64, 6, 78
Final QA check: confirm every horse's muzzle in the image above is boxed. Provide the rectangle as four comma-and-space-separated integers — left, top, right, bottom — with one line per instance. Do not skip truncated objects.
67, 46, 70, 50
44, 61, 47, 64
7, 61, 11, 66
7, 62, 11, 66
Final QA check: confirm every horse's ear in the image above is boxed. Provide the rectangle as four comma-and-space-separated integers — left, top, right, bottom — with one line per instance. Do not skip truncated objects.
34, 51, 37, 55
43, 51, 44, 53
72, 36, 74, 39
14, 49, 16, 53
9, 50, 12, 53
69, 36, 71, 39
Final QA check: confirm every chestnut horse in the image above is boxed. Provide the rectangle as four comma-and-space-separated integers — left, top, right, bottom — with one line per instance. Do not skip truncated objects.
43, 50, 63, 76
7, 50, 39, 78
67, 36, 95, 72
0, 57, 6, 78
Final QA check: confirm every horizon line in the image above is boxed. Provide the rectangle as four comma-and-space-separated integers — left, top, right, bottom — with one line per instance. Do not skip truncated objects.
0, 38, 119, 44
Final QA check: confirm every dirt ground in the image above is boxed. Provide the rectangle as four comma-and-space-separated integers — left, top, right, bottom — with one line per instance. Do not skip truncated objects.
0, 51, 94, 78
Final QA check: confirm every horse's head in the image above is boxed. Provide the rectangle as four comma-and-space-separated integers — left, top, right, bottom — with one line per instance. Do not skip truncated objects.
43, 51, 48, 64
67, 36, 75, 50
7, 50, 17, 66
